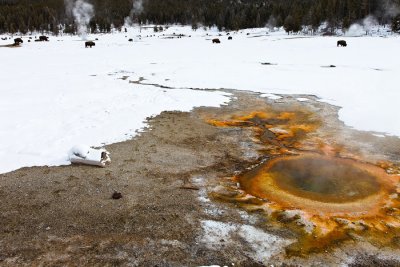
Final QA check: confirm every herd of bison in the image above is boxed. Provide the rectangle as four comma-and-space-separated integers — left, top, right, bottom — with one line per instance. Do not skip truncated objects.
1, 34, 348, 48
5, 35, 49, 46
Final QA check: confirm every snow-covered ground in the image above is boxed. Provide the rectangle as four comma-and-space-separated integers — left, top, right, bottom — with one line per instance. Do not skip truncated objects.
0, 26, 399, 173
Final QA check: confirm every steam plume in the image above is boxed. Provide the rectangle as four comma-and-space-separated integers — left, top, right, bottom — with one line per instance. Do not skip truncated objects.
382, 0, 400, 17
65, 0, 94, 39
266, 16, 277, 31
132, 0, 144, 16
125, 0, 145, 26
346, 15, 378, 36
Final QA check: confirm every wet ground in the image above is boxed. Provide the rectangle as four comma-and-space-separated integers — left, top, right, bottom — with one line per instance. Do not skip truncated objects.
0, 90, 399, 266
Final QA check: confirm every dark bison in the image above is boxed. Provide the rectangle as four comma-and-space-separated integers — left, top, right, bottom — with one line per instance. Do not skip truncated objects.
212, 38, 220, 44
337, 40, 347, 47
85, 41, 95, 48
39, 35, 49, 41
14, 38, 23, 45
128, 38, 133, 42
228, 36, 233, 40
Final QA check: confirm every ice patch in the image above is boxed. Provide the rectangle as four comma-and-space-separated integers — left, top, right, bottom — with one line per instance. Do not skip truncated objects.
200, 220, 236, 246
199, 220, 293, 263
296, 97, 310, 102
261, 93, 282, 100
238, 224, 292, 262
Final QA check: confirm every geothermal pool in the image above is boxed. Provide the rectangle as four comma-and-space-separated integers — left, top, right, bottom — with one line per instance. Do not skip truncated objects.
206, 95, 400, 256
267, 156, 380, 203
241, 155, 383, 204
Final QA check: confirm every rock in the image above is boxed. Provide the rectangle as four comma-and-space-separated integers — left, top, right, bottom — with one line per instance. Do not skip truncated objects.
112, 191, 123, 199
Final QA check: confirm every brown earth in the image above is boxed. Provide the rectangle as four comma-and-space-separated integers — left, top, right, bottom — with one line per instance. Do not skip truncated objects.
0, 90, 399, 266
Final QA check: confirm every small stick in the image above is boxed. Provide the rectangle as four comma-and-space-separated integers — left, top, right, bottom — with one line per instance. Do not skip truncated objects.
179, 186, 200, 191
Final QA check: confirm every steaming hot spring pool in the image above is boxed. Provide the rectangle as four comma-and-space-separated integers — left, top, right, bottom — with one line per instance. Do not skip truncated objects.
238, 154, 392, 215
262, 155, 380, 203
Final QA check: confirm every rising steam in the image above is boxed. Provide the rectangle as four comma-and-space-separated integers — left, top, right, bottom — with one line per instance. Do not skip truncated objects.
382, 0, 400, 17
266, 16, 277, 31
345, 15, 378, 36
65, 0, 94, 40
346, 1, 400, 36
125, 0, 145, 26
132, 0, 144, 16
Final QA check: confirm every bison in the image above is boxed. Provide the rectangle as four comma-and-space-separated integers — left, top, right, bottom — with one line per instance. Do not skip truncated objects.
39, 35, 49, 41
228, 36, 233, 40
14, 38, 23, 45
85, 41, 95, 48
337, 40, 347, 47
212, 38, 221, 44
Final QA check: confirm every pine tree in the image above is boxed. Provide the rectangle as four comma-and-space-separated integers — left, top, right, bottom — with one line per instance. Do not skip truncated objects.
0, 0, 398, 34
392, 14, 400, 33
284, 15, 295, 34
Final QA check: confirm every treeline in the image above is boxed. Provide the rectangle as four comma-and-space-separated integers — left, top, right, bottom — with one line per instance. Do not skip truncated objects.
1, 0, 400, 34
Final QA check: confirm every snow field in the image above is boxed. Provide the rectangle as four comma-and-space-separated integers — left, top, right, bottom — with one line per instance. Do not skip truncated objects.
0, 26, 399, 173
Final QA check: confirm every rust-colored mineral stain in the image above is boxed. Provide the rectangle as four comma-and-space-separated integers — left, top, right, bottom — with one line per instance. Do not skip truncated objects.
206, 110, 321, 151
206, 108, 400, 253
